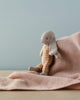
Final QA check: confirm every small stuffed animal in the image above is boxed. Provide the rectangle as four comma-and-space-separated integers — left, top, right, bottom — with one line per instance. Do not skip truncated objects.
29, 31, 61, 75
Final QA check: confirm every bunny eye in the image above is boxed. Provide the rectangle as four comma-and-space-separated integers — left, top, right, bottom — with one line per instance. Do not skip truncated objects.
46, 37, 48, 40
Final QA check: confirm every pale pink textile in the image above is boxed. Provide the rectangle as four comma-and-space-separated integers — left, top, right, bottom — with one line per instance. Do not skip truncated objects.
1, 32, 80, 90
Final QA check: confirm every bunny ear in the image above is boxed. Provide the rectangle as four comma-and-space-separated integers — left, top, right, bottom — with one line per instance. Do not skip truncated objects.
40, 48, 43, 56
49, 41, 58, 56
49, 41, 61, 58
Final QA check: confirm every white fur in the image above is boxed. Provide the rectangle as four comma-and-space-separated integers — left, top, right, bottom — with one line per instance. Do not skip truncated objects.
40, 31, 61, 58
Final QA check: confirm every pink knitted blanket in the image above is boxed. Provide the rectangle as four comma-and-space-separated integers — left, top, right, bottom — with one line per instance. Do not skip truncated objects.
1, 32, 80, 90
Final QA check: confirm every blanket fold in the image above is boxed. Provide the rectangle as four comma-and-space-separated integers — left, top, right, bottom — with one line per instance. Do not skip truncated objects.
1, 32, 80, 90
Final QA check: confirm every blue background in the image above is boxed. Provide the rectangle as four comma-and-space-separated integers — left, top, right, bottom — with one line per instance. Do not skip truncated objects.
0, 0, 80, 69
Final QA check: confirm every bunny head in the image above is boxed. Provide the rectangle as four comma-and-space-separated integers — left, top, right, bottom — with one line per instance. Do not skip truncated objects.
41, 31, 61, 58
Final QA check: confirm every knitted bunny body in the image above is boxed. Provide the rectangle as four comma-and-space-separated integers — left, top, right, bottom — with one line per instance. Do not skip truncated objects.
37, 45, 54, 75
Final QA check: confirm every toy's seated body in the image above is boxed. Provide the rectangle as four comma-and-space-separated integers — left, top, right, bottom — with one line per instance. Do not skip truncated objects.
29, 31, 61, 75
37, 45, 54, 75
29, 45, 54, 75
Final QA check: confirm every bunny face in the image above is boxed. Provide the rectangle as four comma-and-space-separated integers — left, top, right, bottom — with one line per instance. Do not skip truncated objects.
41, 31, 58, 56
41, 31, 56, 45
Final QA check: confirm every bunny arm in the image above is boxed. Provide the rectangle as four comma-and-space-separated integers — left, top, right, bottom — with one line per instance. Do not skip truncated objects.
40, 48, 43, 56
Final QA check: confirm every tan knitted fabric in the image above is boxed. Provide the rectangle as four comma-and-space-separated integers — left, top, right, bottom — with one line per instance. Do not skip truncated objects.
37, 45, 54, 73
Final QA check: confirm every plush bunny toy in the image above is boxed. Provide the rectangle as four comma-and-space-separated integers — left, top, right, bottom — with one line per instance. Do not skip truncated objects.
29, 31, 61, 75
